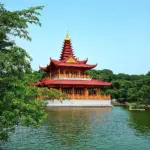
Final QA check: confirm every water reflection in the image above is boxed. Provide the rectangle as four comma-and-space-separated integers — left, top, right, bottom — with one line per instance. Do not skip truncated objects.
128, 110, 150, 135
45, 107, 112, 147
3, 107, 150, 150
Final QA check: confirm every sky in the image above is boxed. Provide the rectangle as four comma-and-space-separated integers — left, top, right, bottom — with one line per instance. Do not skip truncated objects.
2, 0, 150, 74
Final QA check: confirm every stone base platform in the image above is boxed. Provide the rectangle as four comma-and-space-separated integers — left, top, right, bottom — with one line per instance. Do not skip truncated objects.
46, 100, 112, 107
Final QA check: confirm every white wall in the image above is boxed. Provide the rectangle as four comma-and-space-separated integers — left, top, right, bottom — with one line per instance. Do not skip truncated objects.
46, 100, 112, 107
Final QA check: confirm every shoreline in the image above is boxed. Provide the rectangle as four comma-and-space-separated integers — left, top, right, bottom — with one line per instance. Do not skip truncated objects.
112, 102, 150, 109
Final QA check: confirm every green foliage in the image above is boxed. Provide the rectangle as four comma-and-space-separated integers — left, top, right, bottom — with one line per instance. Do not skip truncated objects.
146, 71, 150, 76
0, 3, 68, 144
37, 88, 69, 100
0, 3, 43, 44
25, 70, 47, 83
0, 3, 46, 145
87, 69, 113, 81
0, 46, 47, 143
87, 69, 150, 104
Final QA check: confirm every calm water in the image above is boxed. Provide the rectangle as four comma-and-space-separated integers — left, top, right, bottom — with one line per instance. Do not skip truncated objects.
3, 106, 150, 150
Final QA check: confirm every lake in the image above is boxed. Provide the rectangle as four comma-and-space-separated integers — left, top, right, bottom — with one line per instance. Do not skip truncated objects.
3, 106, 150, 150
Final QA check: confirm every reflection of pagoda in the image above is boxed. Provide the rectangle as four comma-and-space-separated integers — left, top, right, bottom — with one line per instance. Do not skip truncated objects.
34, 33, 111, 105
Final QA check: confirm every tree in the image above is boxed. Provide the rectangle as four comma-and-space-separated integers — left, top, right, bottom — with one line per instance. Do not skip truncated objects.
37, 88, 68, 100
0, 3, 47, 144
146, 71, 150, 76
137, 85, 150, 105
87, 69, 113, 81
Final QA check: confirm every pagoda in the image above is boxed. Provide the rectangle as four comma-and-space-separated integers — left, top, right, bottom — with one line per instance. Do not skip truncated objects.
33, 33, 111, 106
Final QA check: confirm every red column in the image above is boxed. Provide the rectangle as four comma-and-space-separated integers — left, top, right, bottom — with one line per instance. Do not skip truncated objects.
97, 87, 100, 95
84, 87, 88, 99
72, 86, 74, 99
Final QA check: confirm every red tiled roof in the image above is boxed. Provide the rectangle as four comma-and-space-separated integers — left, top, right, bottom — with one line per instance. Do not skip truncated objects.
33, 78, 111, 87
51, 58, 97, 69
39, 58, 97, 71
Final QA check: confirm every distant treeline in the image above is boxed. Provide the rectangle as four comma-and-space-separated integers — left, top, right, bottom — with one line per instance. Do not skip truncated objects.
87, 69, 150, 104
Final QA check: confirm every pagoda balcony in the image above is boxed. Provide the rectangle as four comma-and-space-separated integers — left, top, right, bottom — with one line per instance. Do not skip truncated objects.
52, 74, 92, 80
67, 94, 111, 100
37, 94, 110, 100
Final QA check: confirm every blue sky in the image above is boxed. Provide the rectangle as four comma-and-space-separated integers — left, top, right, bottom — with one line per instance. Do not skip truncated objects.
2, 0, 150, 74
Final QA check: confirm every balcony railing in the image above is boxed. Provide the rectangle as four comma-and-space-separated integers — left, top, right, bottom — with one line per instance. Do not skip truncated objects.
67, 94, 111, 100
37, 94, 111, 100
52, 74, 92, 80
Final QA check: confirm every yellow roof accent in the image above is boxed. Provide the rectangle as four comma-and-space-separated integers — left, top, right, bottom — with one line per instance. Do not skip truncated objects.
65, 31, 70, 40
66, 57, 76, 63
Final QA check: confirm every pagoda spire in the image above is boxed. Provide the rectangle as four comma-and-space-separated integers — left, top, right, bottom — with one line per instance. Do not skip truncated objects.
65, 31, 70, 40
59, 32, 76, 61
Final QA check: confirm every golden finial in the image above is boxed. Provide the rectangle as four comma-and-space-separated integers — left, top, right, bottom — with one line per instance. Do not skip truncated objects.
65, 31, 70, 40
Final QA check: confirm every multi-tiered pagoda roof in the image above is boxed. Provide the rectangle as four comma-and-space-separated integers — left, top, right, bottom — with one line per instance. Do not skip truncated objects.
40, 33, 97, 72
33, 32, 111, 87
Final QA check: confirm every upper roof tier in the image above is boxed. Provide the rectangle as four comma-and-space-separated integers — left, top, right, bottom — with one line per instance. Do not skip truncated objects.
40, 32, 97, 71
59, 32, 77, 61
